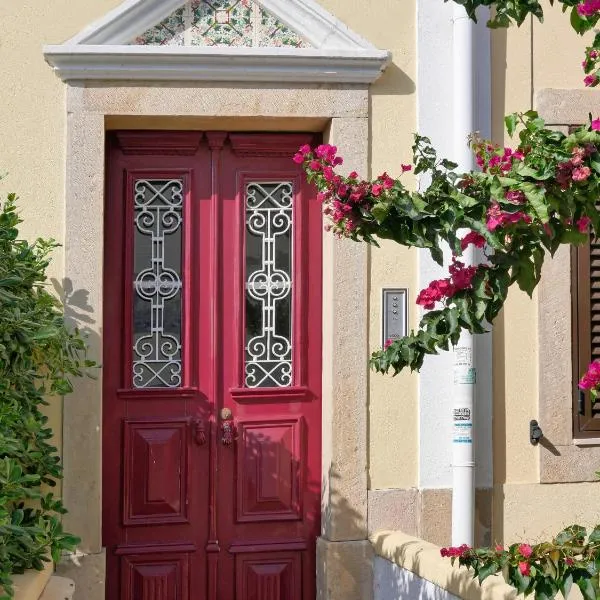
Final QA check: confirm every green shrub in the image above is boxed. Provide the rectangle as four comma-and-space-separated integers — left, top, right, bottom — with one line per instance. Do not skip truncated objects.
0, 194, 94, 599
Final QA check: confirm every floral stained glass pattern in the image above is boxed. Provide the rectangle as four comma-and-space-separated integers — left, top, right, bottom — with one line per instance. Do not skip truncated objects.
133, 0, 307, 48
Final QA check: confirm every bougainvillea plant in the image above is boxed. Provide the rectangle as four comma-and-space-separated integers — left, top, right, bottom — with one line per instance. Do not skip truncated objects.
296, 113, 600, 375
441, 525, 600, 600
443, 0, 600, 87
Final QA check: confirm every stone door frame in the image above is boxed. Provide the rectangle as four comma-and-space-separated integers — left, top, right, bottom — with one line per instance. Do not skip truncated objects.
57, 81, 373, 600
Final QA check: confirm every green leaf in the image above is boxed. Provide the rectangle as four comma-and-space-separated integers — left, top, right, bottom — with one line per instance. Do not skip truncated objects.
577, 576, 596, 600
521, 182, 549, 222
588, 525, 600, 543
512, 566, 531, 594
371, 202, 390, 224
505, 114, 518, 137
560, 572, 573, 599
477, 561, 500, 584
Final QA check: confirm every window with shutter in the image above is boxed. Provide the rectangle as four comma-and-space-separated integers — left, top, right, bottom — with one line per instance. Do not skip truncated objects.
572, 236, 600, 435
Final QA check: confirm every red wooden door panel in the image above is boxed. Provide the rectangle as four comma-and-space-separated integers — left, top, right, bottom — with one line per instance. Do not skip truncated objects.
104, 132, 321, 600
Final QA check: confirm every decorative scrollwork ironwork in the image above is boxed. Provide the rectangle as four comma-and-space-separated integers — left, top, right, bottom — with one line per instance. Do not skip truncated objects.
132, 179, 183, 388
245, 182, 293, 388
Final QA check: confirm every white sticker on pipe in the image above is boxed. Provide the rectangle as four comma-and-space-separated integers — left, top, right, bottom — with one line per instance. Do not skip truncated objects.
453, 407, 473, 444
454, 346, 476, 384
454, 367, 476, 385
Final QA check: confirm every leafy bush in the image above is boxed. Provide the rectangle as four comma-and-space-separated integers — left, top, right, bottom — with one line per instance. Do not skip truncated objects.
0, 194, 94, 598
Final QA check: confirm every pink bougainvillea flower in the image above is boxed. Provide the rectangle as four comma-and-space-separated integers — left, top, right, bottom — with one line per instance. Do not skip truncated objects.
577, 216, 592, 232
579, 359, 600, 390
592, 118, 600, 131
571, 147, 586, 166
348, 171, 359, 179
519, 562, 531, 576
505, 190, 527, 204
401, 164, 412, 173
486, 203, 504, 231
292, 153, 304, 164
416, 278, 455, 310
578, 0, 600, 16
299, 144, 311, 155
495, 545, 503, 552
384, 339, 393, 350
585, 74, 599, 87
572, 166, 592, 181
486, 203, 532, 232
309, 160, 321, 171
460, 231, 486, 251
519, 544, 533, 558
488, 155, 501, 168
565, 557, 575, 566
449, 259, 478, 291
323, 166, 334, 182
371, 184, 384, 197
440, 545, 470, 558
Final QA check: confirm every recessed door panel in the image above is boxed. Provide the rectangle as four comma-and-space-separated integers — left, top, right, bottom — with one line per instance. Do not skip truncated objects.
235, 552, 302, 600
237, 418, 303, 522
123, 420, 189, 525
121, 551, 190, 600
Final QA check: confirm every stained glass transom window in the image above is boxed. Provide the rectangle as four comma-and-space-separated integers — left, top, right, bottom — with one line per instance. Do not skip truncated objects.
133, 1, 308, 48
245, 182, 293, 388
132, 179, 183, 388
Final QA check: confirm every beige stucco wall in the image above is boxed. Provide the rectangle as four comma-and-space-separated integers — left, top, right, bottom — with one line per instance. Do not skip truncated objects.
3, 0, 600, 561
0, 0, 122, 490
489, 2, 600, 542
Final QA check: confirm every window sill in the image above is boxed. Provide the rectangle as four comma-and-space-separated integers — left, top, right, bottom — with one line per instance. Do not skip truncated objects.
573, 437, 600, 446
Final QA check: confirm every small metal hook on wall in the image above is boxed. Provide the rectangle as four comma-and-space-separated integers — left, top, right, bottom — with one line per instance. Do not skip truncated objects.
530, 419, 543, 445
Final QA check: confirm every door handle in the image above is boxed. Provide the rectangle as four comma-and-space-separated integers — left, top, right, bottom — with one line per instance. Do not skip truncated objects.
193, 415, 207, 446
220, 408, 236, 446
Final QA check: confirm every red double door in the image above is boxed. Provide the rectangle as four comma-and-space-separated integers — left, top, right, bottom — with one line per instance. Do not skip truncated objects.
103, 131, 322, 600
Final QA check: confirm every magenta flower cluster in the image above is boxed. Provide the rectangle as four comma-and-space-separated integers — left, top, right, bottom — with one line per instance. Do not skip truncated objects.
440, 544, 471, 558
579, 360, 600, 391
578, 0, 600, 16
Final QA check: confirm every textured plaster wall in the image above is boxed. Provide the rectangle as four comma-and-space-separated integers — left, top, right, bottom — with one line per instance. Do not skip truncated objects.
489, 2, 600, 544
320, 0, 419, 490
0, 0, 121, 489
490, 15, 540, 489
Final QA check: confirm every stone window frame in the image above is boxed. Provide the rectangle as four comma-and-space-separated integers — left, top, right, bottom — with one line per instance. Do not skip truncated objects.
537, 88, 600, 483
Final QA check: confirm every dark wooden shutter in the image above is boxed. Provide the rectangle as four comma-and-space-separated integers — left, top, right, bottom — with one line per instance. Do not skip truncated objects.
572, 237, 600, 435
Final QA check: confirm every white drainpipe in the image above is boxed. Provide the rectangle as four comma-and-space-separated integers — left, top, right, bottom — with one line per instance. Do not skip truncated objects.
451, 3, 476, 547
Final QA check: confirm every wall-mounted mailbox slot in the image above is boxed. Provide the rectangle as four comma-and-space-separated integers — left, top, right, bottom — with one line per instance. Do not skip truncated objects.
381, 288, 408, 347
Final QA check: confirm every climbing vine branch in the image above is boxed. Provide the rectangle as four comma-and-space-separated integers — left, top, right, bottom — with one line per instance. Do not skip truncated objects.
296, 113, 600, 374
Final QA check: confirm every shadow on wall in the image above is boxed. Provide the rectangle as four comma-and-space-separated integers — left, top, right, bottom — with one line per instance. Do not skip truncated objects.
52, 276, 101, 371
371, 63, 416, 98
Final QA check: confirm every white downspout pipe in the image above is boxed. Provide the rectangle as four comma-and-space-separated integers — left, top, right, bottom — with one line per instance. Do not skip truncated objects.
451, 3, 476, 547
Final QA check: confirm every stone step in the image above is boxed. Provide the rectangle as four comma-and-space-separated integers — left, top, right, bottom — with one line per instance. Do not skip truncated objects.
39, 576, 75, 600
